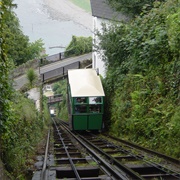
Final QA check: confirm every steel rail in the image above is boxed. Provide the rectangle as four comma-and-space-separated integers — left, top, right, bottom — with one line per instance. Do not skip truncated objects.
94, 134, 180, 179
59, 120, 180, 179
108, 135, 180, 165
113, 142, 180, 179
60, 122, 138, 180
41, 129, 50, 180
52, 119, 81, 180
78, 134, 145, 180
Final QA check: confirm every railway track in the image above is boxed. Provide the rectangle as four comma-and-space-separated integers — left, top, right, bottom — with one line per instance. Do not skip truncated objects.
77, 133, 180, 180
106, 135, 180, 165
33, 119, 180, 179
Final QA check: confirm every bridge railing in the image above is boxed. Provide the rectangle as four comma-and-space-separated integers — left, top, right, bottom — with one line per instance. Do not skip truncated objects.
41, 61, 80, 83
45, 51, 66, 62
40, 50, 74, 67
48, 94, 63, 104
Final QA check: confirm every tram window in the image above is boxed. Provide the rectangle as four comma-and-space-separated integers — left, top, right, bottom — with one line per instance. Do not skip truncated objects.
75, 105, 87, 113
89, 97, 102, 104
75, 97, 87, 104
89, 105, 101, 113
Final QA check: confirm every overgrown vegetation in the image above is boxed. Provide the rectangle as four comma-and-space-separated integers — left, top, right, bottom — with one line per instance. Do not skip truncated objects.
98, 0, 180, 158
1, 3, 92, 178
65, 35, 92, 57
1, 92, 47, 179
0, 0, 15, 134
1, 1, 44, 66
52, 79, 68, 121
107, 0, 166, 16
0, 1, 50, 179
1, 1, 179, 179
26, 68, 38, 88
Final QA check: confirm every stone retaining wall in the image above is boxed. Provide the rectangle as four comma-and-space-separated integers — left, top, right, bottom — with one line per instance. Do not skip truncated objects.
12, 59, 39, 79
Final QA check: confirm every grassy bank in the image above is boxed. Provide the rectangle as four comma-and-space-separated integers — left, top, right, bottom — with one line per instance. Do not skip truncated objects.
70, 0, 91, 12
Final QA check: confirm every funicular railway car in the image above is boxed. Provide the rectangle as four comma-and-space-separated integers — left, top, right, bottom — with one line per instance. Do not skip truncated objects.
67, 69, 105, 131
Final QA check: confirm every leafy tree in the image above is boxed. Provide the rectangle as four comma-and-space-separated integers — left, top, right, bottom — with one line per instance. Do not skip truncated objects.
65, 35, 92, 57
27, 39, 45, 60
0, 1, 45, 66
4, 11, 29, 64
107, 0, 166, 16
52, 80, 68, 120
5, 11, 45, 65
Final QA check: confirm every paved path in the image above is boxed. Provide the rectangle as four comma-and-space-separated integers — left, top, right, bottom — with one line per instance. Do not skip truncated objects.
14, 53, 92, 90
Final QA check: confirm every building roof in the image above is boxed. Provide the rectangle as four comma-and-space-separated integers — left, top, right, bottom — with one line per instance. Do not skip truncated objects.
90, 0, 127, 21
68, 69, 105, 97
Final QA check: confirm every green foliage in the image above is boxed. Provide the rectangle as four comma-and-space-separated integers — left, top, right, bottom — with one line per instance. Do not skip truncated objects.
6, 12, 45, 65
166, 7, 180, 55
0, 0, 15, 133
27, 39, 45, 60
107, 0, 165, 16
99, 0, 180, 89
1, 1, 48, 178
65, 35, 92, 57
26, 68, 38, 88
52, 79, 68, 120
1, 2, 45, 66
1, 92, 45, 179
70, 0, 91, 12
100, 0, 180, 158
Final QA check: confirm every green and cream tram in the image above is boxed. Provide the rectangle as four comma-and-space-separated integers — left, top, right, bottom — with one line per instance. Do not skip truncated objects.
67, 69, 105, 131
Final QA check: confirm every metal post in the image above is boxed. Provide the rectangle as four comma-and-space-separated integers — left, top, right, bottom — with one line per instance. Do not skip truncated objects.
39, 59, 40, 74
59, 53, 61, 60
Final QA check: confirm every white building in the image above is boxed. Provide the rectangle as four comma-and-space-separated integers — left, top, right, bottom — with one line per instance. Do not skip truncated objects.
27, 88, 40, 111
90, 0, 128, 77
43, 84, 54, 97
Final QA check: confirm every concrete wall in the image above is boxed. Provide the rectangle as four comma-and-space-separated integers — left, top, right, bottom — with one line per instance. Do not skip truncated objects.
92, 17, 110, 78
12, 59, 39, 79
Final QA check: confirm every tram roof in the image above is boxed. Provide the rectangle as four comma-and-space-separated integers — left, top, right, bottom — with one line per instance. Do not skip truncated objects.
68, 69, 105, 97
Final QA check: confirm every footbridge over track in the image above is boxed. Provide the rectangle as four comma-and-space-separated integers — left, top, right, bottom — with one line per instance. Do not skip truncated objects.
47, 94, 63, 105
41, 61, 80, 84
14, 53, 92, 90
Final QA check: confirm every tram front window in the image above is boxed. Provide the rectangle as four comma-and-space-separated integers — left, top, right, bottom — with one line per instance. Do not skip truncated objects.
75, 105, 87, 113
89, 97, 102, 104
76, 97, 86, 104
89, 104, 101, 113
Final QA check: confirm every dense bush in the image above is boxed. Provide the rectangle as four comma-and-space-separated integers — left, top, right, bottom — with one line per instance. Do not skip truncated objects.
99, 0, 180, 158
0, 1, 44, 66
0, 1, 51, 178
26, 68, 38, 88
1, 92, 48, 179
107, 0, 166, 16
65, 35, 92, 57
52, 79, 68, 120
